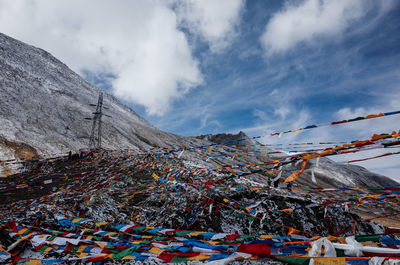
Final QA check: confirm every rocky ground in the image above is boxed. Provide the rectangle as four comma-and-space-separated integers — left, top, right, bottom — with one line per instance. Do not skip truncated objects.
1, 149, 398, 264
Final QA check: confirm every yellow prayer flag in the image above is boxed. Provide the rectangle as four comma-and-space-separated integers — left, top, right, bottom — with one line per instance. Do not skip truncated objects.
259, 235, 274, 239
75, 252, 88, 258
95, 222, 108, 227
95, 242, 107, 249
188, 254, 211, 261
149, 247, 163, 255
314, 257, 346, 265
72, 218, 84, 223
77, 246, 86, 253
358, 194, 382, 202
26, 259, 42, 265
19, 228, 28, 235
326, 236, 346, 244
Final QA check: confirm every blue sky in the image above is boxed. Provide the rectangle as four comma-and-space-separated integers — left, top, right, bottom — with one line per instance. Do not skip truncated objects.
145, 0, 400, 137
0, 0, 399, 179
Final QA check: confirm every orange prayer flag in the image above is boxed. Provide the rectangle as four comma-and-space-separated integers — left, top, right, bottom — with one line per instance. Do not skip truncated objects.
287, 227, 301, 235
284, 160, 308, 184
365, 113, 383, 119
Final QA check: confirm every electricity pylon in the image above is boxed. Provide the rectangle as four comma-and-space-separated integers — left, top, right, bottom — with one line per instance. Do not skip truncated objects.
87, 92, 104, 149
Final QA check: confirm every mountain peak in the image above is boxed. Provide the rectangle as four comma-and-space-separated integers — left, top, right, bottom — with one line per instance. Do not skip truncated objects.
0, 32, 202, 160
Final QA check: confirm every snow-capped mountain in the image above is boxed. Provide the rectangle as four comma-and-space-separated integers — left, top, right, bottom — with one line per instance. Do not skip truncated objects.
0, 32, 204, 160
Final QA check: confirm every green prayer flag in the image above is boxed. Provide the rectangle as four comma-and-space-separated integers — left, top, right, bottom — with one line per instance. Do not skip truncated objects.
237, 213, 246, 219
277, 257, 310, 265
171, 255, 189, 263
112, 247, 138, 260
175, 230, 193, 236
17, 259, 31, 264
240, 235, 256, 239
39, 246, 50, 253
132, 226, 146, 231
355, 235, 380, 242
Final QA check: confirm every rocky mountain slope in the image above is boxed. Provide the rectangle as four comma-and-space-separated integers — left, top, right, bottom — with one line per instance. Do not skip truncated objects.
0, 31, 397, 189
195, 131, 398, 188
0, 149, 397, 264
0, 33, 204, 161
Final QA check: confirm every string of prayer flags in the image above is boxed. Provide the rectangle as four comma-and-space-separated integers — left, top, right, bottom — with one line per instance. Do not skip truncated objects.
270, 110, 400, 137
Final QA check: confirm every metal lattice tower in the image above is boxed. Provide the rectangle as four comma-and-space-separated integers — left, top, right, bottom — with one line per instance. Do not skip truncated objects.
88, 92, 104, 149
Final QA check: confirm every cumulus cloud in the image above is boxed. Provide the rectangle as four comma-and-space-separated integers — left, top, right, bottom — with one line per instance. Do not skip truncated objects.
260, 0, 383, 54
0, 0, 203, 115
174, 0, 245, 53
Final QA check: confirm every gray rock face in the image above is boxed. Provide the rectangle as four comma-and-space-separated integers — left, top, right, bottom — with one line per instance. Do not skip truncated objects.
196, 131, 248, 143
294, 157, 398, 188
0, 32, 204, 160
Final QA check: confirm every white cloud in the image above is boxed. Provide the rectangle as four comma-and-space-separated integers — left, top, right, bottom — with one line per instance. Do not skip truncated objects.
174, 0, 245, 53
0, 0, 203, 115
274, 106, 290, 119
252, 109, 268, 121
261, 0, 377, 54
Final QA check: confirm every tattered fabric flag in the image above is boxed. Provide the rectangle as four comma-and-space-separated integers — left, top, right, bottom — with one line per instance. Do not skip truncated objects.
358, 194, 383, 202
311, 168, 317, 184
287, 227, 301, 236
313, 257, 346, 265
25, 259, 42, 265
272, 169, 283, 183
284, 160, 308, 184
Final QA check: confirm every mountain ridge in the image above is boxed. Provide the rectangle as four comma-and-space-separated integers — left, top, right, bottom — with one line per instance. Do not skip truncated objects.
0, 32, 205, 161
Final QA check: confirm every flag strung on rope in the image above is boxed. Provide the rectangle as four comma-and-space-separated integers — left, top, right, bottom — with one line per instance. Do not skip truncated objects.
270, 110, 400, 137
